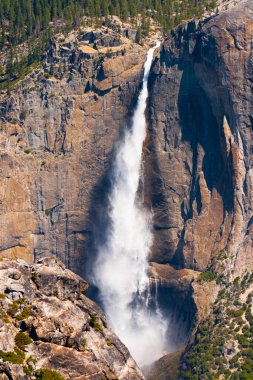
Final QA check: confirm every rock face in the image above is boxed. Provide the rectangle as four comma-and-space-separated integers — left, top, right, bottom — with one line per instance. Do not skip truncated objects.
180, 272, 253, 379
0, 28, 147, 273
0, 257, 144, 380
147, 0, 253, 277
1, 3, 252, 377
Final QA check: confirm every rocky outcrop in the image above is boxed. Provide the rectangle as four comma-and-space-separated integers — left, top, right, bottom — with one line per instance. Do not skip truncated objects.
0, 257, 144, 380
0, 28, 147, 273
147, 0, 253, 278
146, 349, 183, 380
180, 272, 253, 379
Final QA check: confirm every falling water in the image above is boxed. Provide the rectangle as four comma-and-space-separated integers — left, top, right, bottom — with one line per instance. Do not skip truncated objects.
93, 42, 168, 367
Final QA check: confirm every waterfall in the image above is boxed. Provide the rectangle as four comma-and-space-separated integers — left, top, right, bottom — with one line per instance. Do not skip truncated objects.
93, 42, 168, 367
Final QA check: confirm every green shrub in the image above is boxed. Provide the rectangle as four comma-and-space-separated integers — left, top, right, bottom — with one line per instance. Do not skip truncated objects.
216, 249, 227, 260
89, 314, 103, 333
23, 364, 33, 376
240, 371, 253, 380
81, 338, 87, 348
7, 298, 31, 320
230, 373, 240, 380
246, 293, 253, 304
234, 317, 244, 325
218, 289, 226, 299
15, 332, 32, 350
243, 348, 253, 358
216, 276, 224, 284
0, 308, 10, 323
17, 298, 26, 305
197, 271, 216, 283
35, 368, 66, 380
237, 334, 250, 348
24, 148, 32, 154
43, 73, 51, 79
16, 306, 32, 320
27, 355, 37, 364
245, 309, 253, 325
7, 301, 19, 316
242, 325, 250, 337
0, 347, 25, 364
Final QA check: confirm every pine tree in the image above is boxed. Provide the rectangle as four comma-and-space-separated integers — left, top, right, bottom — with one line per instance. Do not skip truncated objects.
0, 0, 218, 90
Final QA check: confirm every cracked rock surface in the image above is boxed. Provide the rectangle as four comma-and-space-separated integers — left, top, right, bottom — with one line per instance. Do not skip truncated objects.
147, 0, 253, 277
0, 257, 144, 380
0, 28, 147, 274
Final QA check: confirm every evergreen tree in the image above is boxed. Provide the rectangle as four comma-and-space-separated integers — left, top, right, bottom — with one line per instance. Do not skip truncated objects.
0, 0, 217, 90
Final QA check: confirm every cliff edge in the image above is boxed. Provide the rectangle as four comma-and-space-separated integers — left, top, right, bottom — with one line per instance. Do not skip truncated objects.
0, 257, 144, 380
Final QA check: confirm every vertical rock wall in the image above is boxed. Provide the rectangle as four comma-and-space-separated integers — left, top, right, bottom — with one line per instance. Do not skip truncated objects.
147, 0, 253, 276
0, 30, 147, 274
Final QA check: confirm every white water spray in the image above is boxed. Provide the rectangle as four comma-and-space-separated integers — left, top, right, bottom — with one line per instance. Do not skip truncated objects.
93, 42, 168, 367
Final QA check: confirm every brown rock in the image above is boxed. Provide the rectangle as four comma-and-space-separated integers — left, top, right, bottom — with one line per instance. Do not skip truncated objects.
0, 258, 144, 380
147, 0, 253, 278
0, 28, 147, 275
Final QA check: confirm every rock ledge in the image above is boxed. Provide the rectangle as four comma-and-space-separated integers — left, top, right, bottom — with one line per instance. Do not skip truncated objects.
0, 257, 144, 380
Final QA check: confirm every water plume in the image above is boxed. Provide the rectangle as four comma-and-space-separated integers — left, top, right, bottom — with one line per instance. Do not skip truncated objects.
93, 42, 168, 367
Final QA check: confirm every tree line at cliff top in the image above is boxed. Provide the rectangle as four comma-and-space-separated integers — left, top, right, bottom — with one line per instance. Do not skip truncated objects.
0, 0, 216, 91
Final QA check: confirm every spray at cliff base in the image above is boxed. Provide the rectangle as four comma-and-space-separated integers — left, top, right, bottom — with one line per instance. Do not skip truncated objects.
93, 42, 168, 367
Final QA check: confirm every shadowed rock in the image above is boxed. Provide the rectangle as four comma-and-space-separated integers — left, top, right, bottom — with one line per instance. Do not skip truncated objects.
147, 0, 253, 277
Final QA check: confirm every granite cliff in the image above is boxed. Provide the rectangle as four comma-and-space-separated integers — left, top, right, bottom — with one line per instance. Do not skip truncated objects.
0, 0, 252, 378
0, 257, 144, 380
0, 26, 147, 274
147, 0, 253, 277
146, 0, 253, 378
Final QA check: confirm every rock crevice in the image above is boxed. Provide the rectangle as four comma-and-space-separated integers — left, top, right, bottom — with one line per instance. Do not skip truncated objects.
0, 257, 144, 380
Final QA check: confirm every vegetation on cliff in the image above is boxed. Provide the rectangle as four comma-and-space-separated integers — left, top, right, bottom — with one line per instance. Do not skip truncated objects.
0, 258, 144, 379
0, 0, 217, 91
0, 0, 216, 42
180, 273, 253, 380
